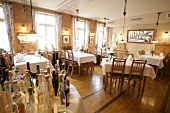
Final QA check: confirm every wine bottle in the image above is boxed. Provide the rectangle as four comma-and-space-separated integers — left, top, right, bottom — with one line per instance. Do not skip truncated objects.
64, 74, 70, 106
26, 87, 38, 113
36, 64, 40, 87
44, 75, 54, 113
4, 81, 19, 113
12, 80, 21, 103
8, 71, 14, 92
27, 62, 35, 79
52, 69, 58, 96
0, 67, 6, 91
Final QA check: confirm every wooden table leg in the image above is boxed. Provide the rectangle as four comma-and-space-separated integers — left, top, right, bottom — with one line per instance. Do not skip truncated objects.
104, 72, 108, 90
142, 76, 147, 95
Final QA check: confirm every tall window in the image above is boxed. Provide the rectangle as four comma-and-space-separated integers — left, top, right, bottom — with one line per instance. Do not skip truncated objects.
96, 23, 104, 48
38, 13, 56, 50
0, 6, 10, 51
76, 20, 85, 49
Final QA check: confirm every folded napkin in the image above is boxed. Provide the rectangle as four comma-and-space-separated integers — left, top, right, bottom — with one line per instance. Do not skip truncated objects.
127, 55, 133, 61
160, 52, 164, 57
15, 53, 24, 63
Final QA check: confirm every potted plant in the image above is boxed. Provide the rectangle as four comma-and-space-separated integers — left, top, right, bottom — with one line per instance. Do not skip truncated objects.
150, 47, 154, 56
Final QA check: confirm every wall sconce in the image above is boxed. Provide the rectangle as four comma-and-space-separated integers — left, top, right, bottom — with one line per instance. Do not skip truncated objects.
21, 24, 26, 31
90, 32, 95, 36
164, 31, 169, 37
64, 29, 69, 34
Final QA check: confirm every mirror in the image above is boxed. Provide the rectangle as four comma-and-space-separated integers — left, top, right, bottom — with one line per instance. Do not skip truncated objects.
127, 29, 155, 43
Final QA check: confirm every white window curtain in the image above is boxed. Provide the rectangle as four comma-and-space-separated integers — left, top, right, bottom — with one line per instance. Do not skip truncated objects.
85, 20, 90, 48
2, 2, 14, 53
72, 17, 78, 50
55, 13, 62, 49
104, 26, 109, 48
32, 9, 39, 50
96, 22, 102, 48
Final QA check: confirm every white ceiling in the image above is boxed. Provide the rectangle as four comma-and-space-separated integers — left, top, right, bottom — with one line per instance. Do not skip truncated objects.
11, 0, 170, 27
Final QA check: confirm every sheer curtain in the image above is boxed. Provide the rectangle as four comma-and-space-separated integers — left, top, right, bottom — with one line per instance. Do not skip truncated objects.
85, 20, 90, 48
55, 13, 62, 50
96, 22, 101, 48
72, 17, 78, 50
104, 26, 109, 48
32, 9, 39, 50
2, 2, 14, 53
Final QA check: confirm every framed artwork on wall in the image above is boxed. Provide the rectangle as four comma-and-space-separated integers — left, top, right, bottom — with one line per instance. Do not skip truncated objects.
62, 35, 70, 44
127, 29, 155, 43
89, 36, 94, 43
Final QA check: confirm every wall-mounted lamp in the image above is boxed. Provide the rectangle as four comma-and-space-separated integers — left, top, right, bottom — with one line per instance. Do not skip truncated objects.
164, 31, 169, 37
64, 29, 69, 34
21, 24, 26, 31
90, 32, 95, 36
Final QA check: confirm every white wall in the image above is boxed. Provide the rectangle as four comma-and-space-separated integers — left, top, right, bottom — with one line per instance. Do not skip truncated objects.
108, 22, 170, 57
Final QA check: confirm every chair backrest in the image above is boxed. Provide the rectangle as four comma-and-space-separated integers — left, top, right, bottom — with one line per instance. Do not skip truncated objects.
88, 48, 96, 54
48, 53, 53, 63
116, 51, 128, 58
129, 59, 147, 78
111, 58, 126, 75
68, 51, 74, 64
43, 51, 48, 59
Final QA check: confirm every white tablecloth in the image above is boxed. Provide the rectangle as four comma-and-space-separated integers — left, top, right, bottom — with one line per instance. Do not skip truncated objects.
64, 84, 86, 113
139, 55, 164, 69
14, 55, 54, 74
66, 52, 96, 66
101, 58, 156, 79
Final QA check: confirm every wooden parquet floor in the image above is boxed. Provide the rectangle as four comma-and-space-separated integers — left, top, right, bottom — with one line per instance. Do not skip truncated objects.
68, 65, 170, 113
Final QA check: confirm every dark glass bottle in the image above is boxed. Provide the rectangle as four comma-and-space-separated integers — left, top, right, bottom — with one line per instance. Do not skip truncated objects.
64, 74, 70, 107
36, 64, 40, 87
0, 67, 6, 91
52, 69, 58, 96
27, 62, 35, 79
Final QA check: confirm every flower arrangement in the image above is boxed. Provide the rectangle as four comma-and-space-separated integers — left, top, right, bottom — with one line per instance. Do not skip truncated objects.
79, 44, 84, 52
150, 47, 154, 56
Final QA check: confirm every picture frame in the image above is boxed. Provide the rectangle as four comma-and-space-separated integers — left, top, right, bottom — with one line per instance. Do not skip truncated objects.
89, 36, 94, 43
127, 29, 155, 43
62, 35, 70, 44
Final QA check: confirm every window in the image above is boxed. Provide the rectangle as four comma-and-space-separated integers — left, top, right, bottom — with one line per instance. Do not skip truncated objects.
96, 23, 104, 48
38, 13, 56, 50
76, 20, 85, 49
0, 6, 10, 51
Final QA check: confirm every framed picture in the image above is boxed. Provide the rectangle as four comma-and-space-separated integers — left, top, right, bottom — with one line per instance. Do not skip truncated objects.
62, 35, 70, 44
89, 36, 94, 43
127, 29, 155, 43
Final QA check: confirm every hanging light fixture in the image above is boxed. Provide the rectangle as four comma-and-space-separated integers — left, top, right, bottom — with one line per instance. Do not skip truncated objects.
104, 18, 109, 27
119, 0, 127, 43
29, 0, 36, 34
76, 9, 79, 21
21, 24, 26, 31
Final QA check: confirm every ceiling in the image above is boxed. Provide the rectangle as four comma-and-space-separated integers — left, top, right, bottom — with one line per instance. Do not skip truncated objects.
10, 0, 170, 27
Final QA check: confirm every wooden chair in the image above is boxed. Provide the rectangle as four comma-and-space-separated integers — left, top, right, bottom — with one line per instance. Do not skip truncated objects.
48, 52, 53, 64
116, 51, 128, 58
67, 51, 80, 77
88, 48, 96, 72
127, 59, 147, 97
43, 50, 48, 59
109, 58, 126, 94
59, 49, 67, 70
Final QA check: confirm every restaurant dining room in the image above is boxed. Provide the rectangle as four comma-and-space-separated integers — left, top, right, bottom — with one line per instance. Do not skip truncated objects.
0, 0, 170, 113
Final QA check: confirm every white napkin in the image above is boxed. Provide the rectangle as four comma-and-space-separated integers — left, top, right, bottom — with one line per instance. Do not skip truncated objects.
160, 52, 164, 57
15, 53, 24, 63
127, 55, 133, 61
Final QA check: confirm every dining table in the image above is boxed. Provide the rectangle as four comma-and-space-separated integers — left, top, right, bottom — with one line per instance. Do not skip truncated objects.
66, 51, 97, 66
14, 54, 54, 74
139, 54, 165, 76
101, 58, 156, 94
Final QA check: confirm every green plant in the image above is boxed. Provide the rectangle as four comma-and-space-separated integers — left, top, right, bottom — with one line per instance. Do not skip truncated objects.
38, 49, 41, 54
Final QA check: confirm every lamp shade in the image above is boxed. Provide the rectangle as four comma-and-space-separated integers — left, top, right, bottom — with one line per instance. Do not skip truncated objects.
29, 29, 36, 34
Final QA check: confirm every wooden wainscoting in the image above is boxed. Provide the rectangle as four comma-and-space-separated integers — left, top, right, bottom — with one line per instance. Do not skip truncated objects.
154, 43, 170, 57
